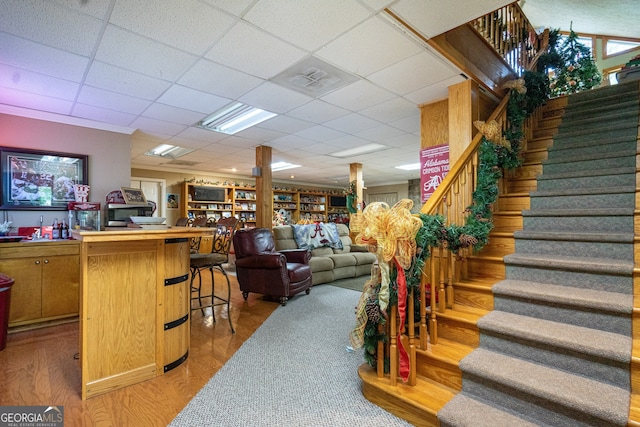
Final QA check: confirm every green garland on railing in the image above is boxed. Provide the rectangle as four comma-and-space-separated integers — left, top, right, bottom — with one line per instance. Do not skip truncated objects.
361, 70, 550, 371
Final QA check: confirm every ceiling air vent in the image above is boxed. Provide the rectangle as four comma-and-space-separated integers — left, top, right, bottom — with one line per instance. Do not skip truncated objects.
270, 56, 359, 97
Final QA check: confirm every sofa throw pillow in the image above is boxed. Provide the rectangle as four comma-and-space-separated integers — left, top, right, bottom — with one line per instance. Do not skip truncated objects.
292, 222, 343, 251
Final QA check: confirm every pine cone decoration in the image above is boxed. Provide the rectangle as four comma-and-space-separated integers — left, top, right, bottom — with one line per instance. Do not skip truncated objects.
459, 234, 479, 248
365, 297, 381, 324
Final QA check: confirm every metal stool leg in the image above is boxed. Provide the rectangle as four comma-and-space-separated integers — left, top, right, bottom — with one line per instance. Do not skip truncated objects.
217, 266, 235, 334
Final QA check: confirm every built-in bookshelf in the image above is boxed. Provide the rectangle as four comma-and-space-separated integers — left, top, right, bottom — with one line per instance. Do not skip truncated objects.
182, 182, 347, 226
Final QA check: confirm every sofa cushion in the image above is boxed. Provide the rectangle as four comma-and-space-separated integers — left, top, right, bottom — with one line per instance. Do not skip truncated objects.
328, 253, 357, 268
272, 226, 299, 250
311, 246, 334, 257
352, 251, 377, 265
309, 256, 333, 272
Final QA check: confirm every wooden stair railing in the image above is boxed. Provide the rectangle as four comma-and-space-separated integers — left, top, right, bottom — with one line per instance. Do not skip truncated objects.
470, 1, 547, 76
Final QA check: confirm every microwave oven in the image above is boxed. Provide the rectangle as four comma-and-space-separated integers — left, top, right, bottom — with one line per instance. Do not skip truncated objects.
106, 203, 154, 226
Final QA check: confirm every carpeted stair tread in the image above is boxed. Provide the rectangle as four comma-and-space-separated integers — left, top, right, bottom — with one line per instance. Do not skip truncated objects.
503, 253, 634, 276
438, 393, 549, 427
530, 185, 635, 197
459, 349, 629, 425
522, 207, 634, 217
478, 310, 631, 362
493, 280, 632, 315
543, 148, 636, 165
562, 98, 639, 118
548, 134, 637, 152
549, 121, 637, 139
513, 230, 633, 243
536, 166, 635, 181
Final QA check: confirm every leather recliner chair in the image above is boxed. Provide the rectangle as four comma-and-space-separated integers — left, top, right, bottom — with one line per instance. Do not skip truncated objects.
233, 228, 312, 306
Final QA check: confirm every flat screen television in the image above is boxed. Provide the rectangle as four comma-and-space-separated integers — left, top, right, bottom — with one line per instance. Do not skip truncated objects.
193, 186, 226, 202
330, 195, 346, 207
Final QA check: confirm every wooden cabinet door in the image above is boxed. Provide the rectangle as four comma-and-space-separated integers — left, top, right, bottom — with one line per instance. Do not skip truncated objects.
0, 257, 42, 324
41, 255, 80, 318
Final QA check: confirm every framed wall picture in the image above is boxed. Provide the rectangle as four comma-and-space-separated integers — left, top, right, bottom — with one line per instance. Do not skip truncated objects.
0, 146, 88, 210
120, 187, 148, 205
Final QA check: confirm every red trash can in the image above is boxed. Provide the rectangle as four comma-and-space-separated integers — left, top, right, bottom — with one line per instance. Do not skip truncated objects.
0, 273, 15, 351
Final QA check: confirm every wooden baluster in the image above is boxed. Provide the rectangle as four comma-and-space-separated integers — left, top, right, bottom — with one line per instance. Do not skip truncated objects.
429, 249, 438, 344
408, 286, 416, 386
438, 245, 446, 313
389, 303, 398, 386
420, 273, 428, 349
447, 249, 455, 309
377, 322, 384, 378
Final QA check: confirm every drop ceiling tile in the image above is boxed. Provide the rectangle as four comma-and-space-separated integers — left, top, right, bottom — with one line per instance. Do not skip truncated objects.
385, 132, 420, 148
389, 114, 420, 134
389, 0, 512, 38
404, 74, 466, 104
0, 0, 104, 55
294, 125, 346, 142
0, 33, 89, 81
368, 51, 459, 96
141, 103, 204, 126
286, 100, 351, 124
238, 81, 313, 114
359, 97, 418, 123
72, 103, 138, 127
255, 115, 315, 134
85, 61, 172, 100
156, 85, 230, 114
201, 0, 256, 16
96, 25, 197, 81
317, 16, 421, 77
355, 124, 406, 142
359, 0, 397, 11
243, 0, 371, 51
77, 86, 151, 115
175, 126, 229, 143
110, 0, 236, 55
320, 79, 395, 112
0, 86, 73, 115
234, 126, 286, 142
0, 64, 79, 100
269, 134, 318, 150
205, 21, 307, 79
178, 59, 263, 99
324, 113, 381, 134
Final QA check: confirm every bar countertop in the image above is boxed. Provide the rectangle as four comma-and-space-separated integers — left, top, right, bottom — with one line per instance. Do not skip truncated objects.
71, 225, 213, 242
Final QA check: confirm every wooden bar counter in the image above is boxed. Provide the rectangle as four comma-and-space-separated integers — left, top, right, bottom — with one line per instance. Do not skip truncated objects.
71, 226, 212, 400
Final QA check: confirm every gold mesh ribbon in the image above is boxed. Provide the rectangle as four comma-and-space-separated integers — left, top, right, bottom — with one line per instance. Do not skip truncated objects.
502, 78, 527, 94
349, 199, 423, 349
473, 120, 511, 150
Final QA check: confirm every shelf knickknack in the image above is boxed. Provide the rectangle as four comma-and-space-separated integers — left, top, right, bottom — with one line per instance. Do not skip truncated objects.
0, 146, 88, 210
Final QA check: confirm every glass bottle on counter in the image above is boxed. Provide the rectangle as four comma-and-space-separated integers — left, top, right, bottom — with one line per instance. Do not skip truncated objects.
61, 219, 69, 239
52, 218, 60, 239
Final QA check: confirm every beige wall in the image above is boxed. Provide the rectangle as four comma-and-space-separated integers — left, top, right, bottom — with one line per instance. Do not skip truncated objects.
0, 113, 131, 229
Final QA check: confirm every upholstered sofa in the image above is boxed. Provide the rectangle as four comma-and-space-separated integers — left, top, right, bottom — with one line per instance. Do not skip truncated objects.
272, 223, 376, 285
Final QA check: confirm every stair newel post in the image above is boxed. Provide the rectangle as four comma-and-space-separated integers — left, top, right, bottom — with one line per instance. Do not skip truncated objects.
389, 303, 398, 386
407, 286, 417, 386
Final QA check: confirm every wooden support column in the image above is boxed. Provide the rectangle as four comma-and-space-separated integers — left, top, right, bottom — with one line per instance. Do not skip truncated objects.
448, 79, 479, 165
255, 146, 272, 228
349, 163, 363, 212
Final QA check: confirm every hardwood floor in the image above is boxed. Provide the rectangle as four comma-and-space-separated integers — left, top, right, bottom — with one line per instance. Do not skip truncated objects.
0, 270, 279, 426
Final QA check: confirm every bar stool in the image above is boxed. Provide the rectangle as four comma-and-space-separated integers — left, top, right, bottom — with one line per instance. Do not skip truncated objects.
189, 217, 238, 333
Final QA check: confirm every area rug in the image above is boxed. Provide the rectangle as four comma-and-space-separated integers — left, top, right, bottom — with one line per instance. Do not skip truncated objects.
327, 276, 369, 292
169, 285, 411, 427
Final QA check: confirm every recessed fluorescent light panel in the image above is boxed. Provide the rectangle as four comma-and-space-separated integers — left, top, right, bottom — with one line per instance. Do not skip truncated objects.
396, 163, 421, 171
145, 144, 195, 159
197, 102, 277, 135
329, 143, 388, 158
271, 161, 300, 172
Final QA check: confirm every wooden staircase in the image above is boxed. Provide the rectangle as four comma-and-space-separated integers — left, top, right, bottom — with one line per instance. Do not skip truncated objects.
359, 96, 568, 426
